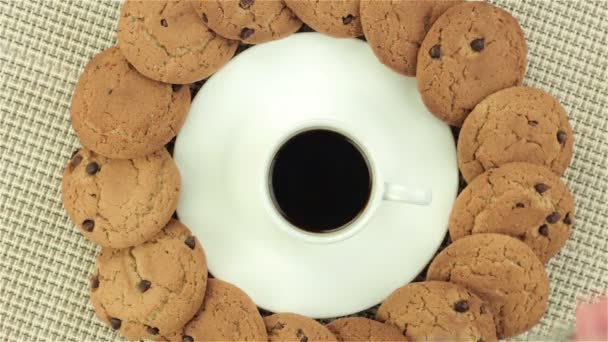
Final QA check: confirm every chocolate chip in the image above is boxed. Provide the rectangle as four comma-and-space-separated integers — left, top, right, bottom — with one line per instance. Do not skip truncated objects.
563, 212, 572, 225
296, 329, 304, 337
342, 15, 354, 25
300, 337, 308, 342
538, 224, 549, 236
138, 280, 151, 292
515, 202, 525, 208
172, 84, 183, 92
470, 38, 485, 52
240, 27, 255, 39
454, 300, 469, 312
110, 318, 122, 330
557, 130, 567, 144
546, 212, 561, 224
185, 236, 196, 249
429, 44, 441, 59
160, 19, 168, 27
70, 154, 83, 169
528, 120, 539, 127
91, 275, 99, 290
202, 13, 208, 23
517, 233, 526, 241
85, 162, 100, 175
82, 219, 95, 232
183, 336, 194, 342
239, 0, 255, 9
147, 326, 159, 335
535, 183, 550, 194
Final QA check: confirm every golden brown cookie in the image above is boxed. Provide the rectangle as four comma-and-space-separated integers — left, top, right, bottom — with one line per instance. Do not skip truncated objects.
285, 0, 362, 38
426, 234, 550, 339
163, 279, 267, 342
326, 317, 406, 342
118, 0, 238, 84
265, 313, 337, 342
192, 0, 302, 44
458, 86, 574, 182
376, 281, 497, 342
90, 220, 207, 340
449, 162, 575, 263
360, 0, 463, 76
62, 148, 180, 248
70, 47, 191, 159
417, 2, 528, 126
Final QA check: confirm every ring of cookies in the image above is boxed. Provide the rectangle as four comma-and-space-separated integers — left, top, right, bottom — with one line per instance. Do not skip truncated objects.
62, 1, 575, 341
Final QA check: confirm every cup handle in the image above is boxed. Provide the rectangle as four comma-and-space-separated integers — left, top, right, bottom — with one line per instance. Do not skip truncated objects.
383, 182, 432, 206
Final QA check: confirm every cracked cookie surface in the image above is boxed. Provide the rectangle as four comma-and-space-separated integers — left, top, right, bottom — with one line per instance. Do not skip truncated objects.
265, 313, 337, 342
285, 0, 362, 38
458, 86, 574, 182
90, 220, 207, 340
417, 2, 527, 126
376, 281, 497, 342
162, 279, 268, 342
426, 234, 549, 339
70, 47, 191, 159
62, 148, 180, 248
360, 0, 463, 76
118, 0, 238, 84
450, 162, 575, 263
192, 0, 302, 44
326, 317, 406, 342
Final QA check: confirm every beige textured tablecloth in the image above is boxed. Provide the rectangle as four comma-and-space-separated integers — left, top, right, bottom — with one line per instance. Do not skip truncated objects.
1, 0, 607, 341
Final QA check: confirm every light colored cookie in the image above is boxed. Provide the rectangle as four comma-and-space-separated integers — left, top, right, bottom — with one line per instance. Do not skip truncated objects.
285, 0, 362, 38
118, 0, 238, 84
426, 234, 550, 339
458, 86, 574, 182
70, 47, 191, 159
62, 148, 180, 248
449, 162, 575, 263
162, 279, 268, 342
326, 317, 406, 342
376, 281, 497, 342
90, 220, 208, 340
360, 0, 463, 76
417, 2, 527, 126
192, 0, 302, 44
265, 313, 337, 342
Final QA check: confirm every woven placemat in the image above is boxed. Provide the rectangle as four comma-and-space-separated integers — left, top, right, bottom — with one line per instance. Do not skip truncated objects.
1, 0, 607, 341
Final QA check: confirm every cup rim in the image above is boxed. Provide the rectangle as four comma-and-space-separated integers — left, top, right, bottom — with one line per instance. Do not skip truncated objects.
261, 119, 384, 244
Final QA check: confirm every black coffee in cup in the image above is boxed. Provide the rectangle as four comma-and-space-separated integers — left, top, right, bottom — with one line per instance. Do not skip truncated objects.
269, 129, 372, 233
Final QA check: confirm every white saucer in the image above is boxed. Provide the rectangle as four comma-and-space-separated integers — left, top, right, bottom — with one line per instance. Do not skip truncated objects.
174, 33, 458, 318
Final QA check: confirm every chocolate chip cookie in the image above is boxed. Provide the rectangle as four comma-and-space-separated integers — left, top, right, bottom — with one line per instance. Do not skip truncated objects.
449, 162, 575, 263
458, 86, 574, 182
90, 220, 207, 340
70, 47, 191, 159
285, 0, 362, 38
360, 0, 463, 76
427, 234, 550, 339
265, 313, 337, 342
192, 0, 302, 44
376, 281, 497, 342
62, 148, 180, 248
326, 317, 406, 342
417, 2, 528, 126
118, 0, 238, 84
163, 279, 268, 342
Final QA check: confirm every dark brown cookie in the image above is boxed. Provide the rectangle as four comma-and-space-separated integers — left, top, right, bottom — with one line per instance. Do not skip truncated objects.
285, 0, 362, 38
417, 2, 528, 126
427, 234, 550, 339
192, 0, 302, 44
458, 86, 574, 182
360, 0, 463, 76
118, 0, 238, 84
449, 162, 575, 263
70, 47, 191, 159
90, 220, 208, 340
